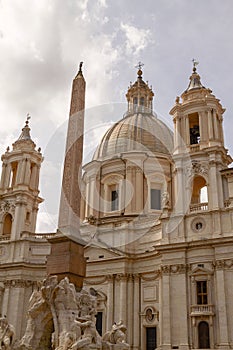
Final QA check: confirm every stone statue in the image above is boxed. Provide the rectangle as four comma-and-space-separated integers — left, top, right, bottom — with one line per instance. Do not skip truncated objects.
14, 276, 129, 350
70, 315, 101, 349
103, 321, 129, 349
14, 276, 102, 350
0, 316, 15, 350
162, 191, 170, 209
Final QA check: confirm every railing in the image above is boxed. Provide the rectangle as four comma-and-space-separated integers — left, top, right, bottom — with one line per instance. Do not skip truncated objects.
0, 235, 10, 241
190, 202, 208, 212
21, 231, 57, 240
190, 144, 200, 152
190, 304, 214, 316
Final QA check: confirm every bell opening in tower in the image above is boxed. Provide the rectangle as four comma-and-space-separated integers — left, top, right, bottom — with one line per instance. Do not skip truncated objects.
189, 112, 200, 145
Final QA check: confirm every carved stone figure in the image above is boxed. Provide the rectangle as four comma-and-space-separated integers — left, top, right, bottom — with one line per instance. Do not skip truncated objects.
0, 316, 15, 350
71, 315, 101, 349
103, 321, 129, 349
14, 276, 100, 350
162, 191, 170, 209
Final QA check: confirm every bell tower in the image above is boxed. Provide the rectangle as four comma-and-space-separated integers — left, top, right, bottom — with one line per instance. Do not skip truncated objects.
170, 62, 232, 215
0, 118, 43, 240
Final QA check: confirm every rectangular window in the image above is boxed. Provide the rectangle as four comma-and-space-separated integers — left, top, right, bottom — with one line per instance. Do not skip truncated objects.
111, 190, 119, 211
150, 189, 161, 210
197, 281, 208, 305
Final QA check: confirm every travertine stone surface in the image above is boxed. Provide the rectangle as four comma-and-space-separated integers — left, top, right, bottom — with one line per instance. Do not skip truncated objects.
14, 276, 101, 350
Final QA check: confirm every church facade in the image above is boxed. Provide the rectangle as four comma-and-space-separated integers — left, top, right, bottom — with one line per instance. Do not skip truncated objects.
1, 63, 233, 350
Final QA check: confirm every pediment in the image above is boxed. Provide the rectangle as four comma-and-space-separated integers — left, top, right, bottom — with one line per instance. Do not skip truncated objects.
191, 266, 213, 276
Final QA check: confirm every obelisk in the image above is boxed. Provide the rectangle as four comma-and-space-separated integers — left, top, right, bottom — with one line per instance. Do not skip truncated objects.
46, 63, 86, 288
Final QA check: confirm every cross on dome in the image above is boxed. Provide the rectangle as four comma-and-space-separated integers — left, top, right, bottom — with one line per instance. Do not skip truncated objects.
135, 61, 144, 78
135, 61, 144, 70
192, 58, 199, 72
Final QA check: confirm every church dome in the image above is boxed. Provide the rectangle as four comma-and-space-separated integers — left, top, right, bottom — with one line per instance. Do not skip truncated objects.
93, 112, 173, 160
93, 66, 173, 160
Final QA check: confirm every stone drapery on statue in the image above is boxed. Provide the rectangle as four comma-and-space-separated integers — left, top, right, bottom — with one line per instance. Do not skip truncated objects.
14, 276, 101, 350
102, 321, 129, 350
0, 316, 15, 350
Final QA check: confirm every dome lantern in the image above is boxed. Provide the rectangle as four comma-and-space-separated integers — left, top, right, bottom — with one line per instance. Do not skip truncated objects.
126, 62, 154, 114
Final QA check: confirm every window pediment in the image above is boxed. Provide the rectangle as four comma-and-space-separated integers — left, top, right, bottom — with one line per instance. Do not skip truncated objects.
190, 266, 213, 276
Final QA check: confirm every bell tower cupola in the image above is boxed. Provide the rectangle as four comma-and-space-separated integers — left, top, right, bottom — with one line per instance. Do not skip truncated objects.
126, 62, 154, 114
0, 117, 43, 239
170, 61, 227, 155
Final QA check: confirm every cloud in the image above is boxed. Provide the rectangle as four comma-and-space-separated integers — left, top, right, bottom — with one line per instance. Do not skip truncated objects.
120, 22, 153, 55
1, 0, 233, 234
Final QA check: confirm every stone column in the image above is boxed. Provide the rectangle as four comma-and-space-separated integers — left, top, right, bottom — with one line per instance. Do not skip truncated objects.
217, 164, 224, 209
127, 274, 134, 346
177, 270, 189, 350
11, 198, 27, 240
2, 282, 10, 318
114, 274, 121, 322
135, 168, 143, 212
198, 112, 204, 143
106, 275, 114, 330
24, 159, 31, 185
209, 160, 219, 210
119, 274, 127, 324
15, 160, 23, 185
161, 267, 171, 350
213, 110, 219, 140
0, 163, 6, 188
29, 164, 37, 189
174, 164, 185, 215
89, 177, 95, 216
125, 166, 133, 214
18, 159, 26, 184
176, 117, 182, 150
0, 284, 4, 314
185, 116, 190, 146
4, 164, 11, 188
133, 274, 140, 350
208, 109, 214, 141
215, 265, 230, 348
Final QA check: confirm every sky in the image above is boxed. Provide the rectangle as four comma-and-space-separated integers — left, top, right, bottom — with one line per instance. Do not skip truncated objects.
0, 0, 233, 232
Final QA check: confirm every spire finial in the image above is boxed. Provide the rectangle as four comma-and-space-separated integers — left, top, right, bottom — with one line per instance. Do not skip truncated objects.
75, 62, 84, 79
79, 61, 83, 73
135, 61, 144, 77
192, 58, 199, 73
25, 113, 31, 127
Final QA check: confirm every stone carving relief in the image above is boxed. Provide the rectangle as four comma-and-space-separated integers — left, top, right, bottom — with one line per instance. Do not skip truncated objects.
14, 276, 101, 350
0, 316, 15, 350
0, 200, 16, 217
213, 259, 233, 270
185, 161, 208, 178
102, 321, 129, 349
161, 264, 190, 275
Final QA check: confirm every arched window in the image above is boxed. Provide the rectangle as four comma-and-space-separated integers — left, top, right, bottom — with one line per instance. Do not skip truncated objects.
3, 213, 12, 235
191, 176, 208, 204
198, 321, 210, 349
